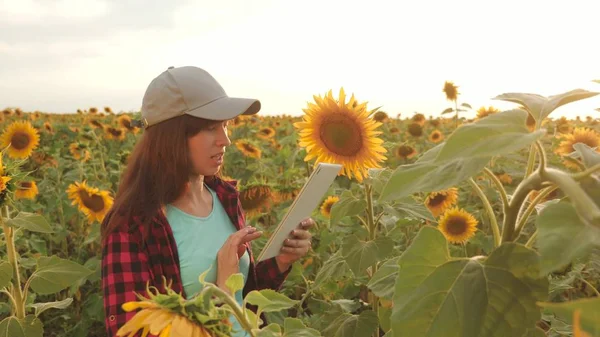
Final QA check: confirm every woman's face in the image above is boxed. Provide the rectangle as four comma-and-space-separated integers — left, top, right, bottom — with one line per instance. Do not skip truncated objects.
188, 120, 231, 176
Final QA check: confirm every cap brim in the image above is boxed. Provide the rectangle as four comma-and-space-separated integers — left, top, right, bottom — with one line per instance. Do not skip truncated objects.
186, 96, 261, 121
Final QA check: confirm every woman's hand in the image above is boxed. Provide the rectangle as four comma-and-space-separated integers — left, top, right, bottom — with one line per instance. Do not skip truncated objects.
216, 227, 262, 292
275, 218, 315, 272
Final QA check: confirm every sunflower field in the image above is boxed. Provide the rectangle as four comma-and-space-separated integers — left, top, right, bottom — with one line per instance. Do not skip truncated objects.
1, 82, 600, 337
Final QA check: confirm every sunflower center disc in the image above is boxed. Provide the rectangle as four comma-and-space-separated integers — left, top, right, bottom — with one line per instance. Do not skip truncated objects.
320, 117, 363, 156
20, 182, 33, 188
446, 216, 467, 235
428, 194, 447, 207
11, 132, 30, 150
85, 194, 106, 212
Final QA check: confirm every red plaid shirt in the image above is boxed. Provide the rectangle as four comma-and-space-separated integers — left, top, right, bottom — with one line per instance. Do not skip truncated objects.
101, 177, 290, 337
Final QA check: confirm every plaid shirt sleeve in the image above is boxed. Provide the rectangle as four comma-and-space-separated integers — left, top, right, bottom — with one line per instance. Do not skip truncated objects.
253, 257, 291, 291
102, 229, 158, 337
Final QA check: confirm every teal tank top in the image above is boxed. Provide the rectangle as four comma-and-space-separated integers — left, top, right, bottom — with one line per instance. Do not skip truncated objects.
166, 184, 250, 337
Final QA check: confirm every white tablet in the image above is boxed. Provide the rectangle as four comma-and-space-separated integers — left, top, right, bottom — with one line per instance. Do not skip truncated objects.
257, 162, 343, 262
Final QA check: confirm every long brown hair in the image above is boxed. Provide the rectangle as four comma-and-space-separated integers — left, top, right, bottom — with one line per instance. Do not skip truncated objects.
101, 114, 221, 243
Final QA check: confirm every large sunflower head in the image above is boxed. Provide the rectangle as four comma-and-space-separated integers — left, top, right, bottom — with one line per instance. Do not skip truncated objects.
69, 142, 91, 162
256, 127, 276, 140
412, 113, 426, 126
117, 114, 139, 133
428, 130, 444, 143
373, 111, 389, 123
67, 181, 114, 223
0, 121, 40, 159
443, 81, 459, 101
425, 187, 459, 217
437, 207, 478, 244
555, 127, 600, 157
320, 195, 340, 218
293, 88, 387, 182
394, 145, 417, 160
407, 122, 423, 137
476, 106, 499, 119
104, 127, 126, 141
235, 140, 262, 159
15, 181, 39, 200
240, 183, 273, 218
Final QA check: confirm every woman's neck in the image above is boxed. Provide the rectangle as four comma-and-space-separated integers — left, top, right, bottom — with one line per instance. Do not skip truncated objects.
170, 176, 213, 217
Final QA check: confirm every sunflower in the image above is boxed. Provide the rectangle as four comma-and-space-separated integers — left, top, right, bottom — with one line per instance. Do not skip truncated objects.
320, 195, 340, 218
407, 123, 423, 137
15, 181, 38, 200
0, 176, 11, 194
429, 118, 441, 127
15, 108, 23, 116
395, 145, 417, 160
235, 140, 261, 159
443, 81, 459, 101
389, 126, 400, 134
2, 108, 13, 116
428, 130, 444, 143
67, 181, 114, 223
89, 119, 104, 129
257, 127, 276, 140
555, 127, 600, 158
240, 183, 273, 218
0, 121, 40, 159
425, 188, 459, 217
117, 303, 213, 337
89, 107, 98, 114
476, 106, 499, 119
373, 111, 389, 123
411, 113, 426, 126
495, 173, 513, 185
274, 185, 301, 203
437, 207, 478, 244
69, 142, 91, 162
104, 106, 113, 114
104, 127, 126, 141
293, 88, 387, 182
43, 122, 53, 133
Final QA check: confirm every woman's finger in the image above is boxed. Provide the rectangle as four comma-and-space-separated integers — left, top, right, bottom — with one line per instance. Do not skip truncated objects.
284, 238, 311, 248
290, 229, 312, 240
280, 246, 310, 255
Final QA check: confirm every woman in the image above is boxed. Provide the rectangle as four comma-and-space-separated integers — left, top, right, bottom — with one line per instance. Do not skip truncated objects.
101, 66, 314, 337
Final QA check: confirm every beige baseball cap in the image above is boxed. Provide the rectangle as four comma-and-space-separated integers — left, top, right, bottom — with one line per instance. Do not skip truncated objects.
139, 66, 261, 128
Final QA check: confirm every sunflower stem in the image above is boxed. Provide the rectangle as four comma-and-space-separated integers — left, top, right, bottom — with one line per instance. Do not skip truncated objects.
482, 167, 509, 222
467, 178, 500, 248
204, 284, 256, 337
1, 206, 26, 319
502, 173, 544, 243
513, 185, 558, 241
571, 163, 600, 181
364, 184, 380, 337
524, 144, 537, 178
454, 100, 459, 129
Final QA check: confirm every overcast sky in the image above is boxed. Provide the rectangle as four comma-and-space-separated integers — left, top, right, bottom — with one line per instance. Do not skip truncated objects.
1, 0, 599, 118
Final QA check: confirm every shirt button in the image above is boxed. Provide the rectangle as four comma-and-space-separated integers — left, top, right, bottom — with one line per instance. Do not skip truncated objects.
109, 315, 115, 321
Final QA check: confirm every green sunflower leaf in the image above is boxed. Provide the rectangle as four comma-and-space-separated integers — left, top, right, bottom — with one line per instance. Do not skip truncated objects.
321, 310, 379, 337
27, 256, 93, 295
492, 89, 599, 122
535, 201, 600, 276
378, 155, 489, 201
6, 212, 53, 234
537, 297, 600, 336
391, 226, 548, 337
0, 315, 44, 337
435, 109, 546, 162
341, 235, 394, 277
0, 262, 13, 290
329, 190, 367, 227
